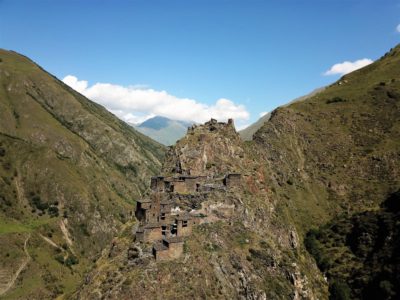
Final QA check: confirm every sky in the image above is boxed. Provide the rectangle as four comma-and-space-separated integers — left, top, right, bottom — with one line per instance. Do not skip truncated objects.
1, 0, 400, 129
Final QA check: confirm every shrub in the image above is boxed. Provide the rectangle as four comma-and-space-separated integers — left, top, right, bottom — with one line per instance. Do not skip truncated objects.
79, 223, 90, 236
54, 255, 64, 265
31, 195, 49, 211
329, 280, 351, 300
326, 97, 347, 104
65, 255, 79, 267
378, 280, 395, 299
48, 206, 59, 217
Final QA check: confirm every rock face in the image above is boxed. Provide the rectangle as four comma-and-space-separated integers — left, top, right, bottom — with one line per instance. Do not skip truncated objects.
163, 119, 245, 176
0, 49, 165, 298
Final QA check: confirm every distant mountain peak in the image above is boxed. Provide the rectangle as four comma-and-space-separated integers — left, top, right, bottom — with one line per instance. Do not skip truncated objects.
138, 116, 171, 130
134, 116, 195, 145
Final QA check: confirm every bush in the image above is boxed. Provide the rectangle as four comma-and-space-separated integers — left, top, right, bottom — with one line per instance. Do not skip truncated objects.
65, 255, 79, 267
304, 229, 333, 270
48, 206, 59, 217
329, 280, 351, 300
378, 280, 395, 299
31, 195, 48, 211
79, 223, 90, 236
54, 255, 64, 265
326, 97, 347, 104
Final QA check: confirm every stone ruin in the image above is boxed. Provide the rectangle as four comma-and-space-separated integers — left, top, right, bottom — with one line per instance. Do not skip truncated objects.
134, 172, 241, 261
189, 118, 235, 133
133, 118, 242, 261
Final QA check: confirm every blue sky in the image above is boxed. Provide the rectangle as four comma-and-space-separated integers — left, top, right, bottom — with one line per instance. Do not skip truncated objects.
1, 0, 400, 128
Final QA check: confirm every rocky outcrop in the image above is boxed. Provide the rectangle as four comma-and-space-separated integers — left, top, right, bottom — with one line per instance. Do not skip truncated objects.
75, 119, 324, 299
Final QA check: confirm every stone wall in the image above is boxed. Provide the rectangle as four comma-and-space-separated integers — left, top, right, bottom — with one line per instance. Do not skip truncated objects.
177, 220, 192, 237
154, 247, 170, 261
172, 181, 188, 193
167, 242, 183, 259
224, 174, 241, 188
145, 227, 162, 242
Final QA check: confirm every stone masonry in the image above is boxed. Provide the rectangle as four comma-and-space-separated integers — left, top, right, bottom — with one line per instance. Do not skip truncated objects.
134, 119, 242, 261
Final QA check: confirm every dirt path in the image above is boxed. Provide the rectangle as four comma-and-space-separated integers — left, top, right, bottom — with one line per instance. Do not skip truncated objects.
39, 234, 62, 250
14, 175, 25, 205
59, 219, 76, 255
0, 234, 31, 297
60, 219, 73, 246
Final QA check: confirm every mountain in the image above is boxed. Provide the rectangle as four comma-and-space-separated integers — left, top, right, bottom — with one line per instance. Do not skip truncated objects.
0, 49, 165, 298
134, 116, 194, 146
251, 44, 400, 298
76, 44, 400, 300
239, 87, 325, 141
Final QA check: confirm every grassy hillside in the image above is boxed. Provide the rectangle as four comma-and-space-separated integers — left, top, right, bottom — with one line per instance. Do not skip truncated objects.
239, 87, 325, 141
0, 49, 165, 298
252, 44, 400, 298
305, 190, 400, 299
254, 44, 400, 227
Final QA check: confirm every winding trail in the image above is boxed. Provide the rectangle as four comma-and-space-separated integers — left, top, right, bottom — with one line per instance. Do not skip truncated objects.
14, 176, 24, 204
39, 234, 62, 250
0, 234, 31, 297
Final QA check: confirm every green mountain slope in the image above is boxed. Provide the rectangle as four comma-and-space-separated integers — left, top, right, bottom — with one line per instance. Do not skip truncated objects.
305, 190, 400, 299
0, 49, 165, 298
75, 44, 400, 299
254, 44, 400, 228
239, 87, 325, 141
252, 44, 400, 298
134, 116, 194, 146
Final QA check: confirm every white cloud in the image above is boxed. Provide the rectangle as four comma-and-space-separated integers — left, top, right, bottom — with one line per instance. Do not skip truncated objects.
259, 111, 268, 117
397, 24, 400, 33
324, 58, 373, 76
62, 75, 250, 125
63, 75, 88, 93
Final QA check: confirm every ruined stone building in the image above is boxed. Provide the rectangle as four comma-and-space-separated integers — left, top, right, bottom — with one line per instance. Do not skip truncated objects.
134, 172, 241, 261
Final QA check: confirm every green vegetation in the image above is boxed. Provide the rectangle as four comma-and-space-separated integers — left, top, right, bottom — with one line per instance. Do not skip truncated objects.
0, 48, 165, 298
305, 190, 400, 299
326, 96, 347, 104
0, 218, 54, 234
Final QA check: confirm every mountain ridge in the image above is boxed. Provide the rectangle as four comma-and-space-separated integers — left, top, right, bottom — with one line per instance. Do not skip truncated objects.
0, 49, 165, 298
239, 87, 326, 141
134, 116, 194, 146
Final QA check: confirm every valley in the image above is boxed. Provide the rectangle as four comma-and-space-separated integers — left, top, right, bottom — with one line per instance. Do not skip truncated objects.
0, 44, 399, 299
